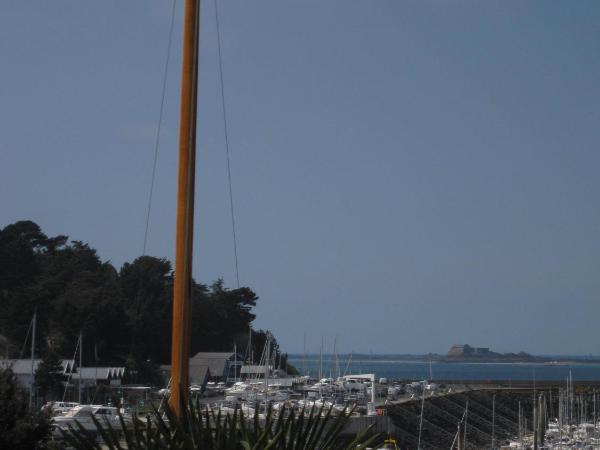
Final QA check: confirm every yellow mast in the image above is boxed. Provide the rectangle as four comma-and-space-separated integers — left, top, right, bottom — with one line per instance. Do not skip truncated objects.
169, 0, 200, 416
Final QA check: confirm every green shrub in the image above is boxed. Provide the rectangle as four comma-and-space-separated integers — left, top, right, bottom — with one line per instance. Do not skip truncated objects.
0, 367, 52, 449
60, 400, 380, 449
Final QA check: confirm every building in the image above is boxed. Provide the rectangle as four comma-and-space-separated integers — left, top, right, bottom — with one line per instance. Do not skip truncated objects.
159, 364, 211, 390
447, 345, 473, 357
189, 352, 239, 381
0, 358, 75, 392
76, 367, 126, 388
447, 345, 491, 357
189, 365, 210, 386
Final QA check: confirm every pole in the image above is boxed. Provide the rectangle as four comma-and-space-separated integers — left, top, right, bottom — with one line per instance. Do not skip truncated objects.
417, 387, 425, 450
518, 401, 522, 449
319, 336, 323, 380
169, 0, 200, 416
464, 399, 469, 448
78, 332, 82, 404
559, 390, 563, 450
29, 309, 36, 408
303, 332, 306, 376
492, 394, 496, 450
248, 326, 252, 364
533, 397, 539, 450
265, 334, 270, 403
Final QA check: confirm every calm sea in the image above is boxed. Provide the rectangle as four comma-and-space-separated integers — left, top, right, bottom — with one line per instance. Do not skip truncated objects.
287, 356, 600, 382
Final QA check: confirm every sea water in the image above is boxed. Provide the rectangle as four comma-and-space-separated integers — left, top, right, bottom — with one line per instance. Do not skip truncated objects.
287, 356, 600, 381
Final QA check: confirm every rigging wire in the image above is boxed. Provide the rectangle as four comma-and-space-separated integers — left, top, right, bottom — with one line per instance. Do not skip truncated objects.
142, 0, 178, 255
17, 314, 34, 360
214, 0, 241, 288
61, 336, 81, 402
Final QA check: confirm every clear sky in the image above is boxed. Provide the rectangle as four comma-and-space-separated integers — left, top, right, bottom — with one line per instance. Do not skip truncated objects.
2, 1, 599, 355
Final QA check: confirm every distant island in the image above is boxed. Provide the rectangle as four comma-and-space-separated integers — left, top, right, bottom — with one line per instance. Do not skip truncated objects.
291, 345, 600, 364
439, 344, 600, 363
441, 344, 547, 363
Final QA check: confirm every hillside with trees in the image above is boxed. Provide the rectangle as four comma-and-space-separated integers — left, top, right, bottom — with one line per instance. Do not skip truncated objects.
0, 220, 293, 381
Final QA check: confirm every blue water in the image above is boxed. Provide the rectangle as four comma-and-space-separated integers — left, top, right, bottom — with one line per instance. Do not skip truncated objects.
287, 357, 600, 381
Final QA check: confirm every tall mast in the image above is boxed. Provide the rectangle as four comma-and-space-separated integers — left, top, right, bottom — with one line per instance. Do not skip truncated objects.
303, 332, 306, 376
249, 326, 253, 364
78, 332, 82, 404
417, 386, 425, 450
264, 333, 270, 401
333, 336, 338, 379
492, 394, 496, 450
319, 336, 323, 380
463, 399, 469, 447
29, 309, 37, 408
169, 0, 200, 416
518, 401, 522, 448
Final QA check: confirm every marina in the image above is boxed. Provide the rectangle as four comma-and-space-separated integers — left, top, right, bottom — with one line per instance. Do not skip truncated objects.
40, 375, 600, 449
2, 0, 600, 448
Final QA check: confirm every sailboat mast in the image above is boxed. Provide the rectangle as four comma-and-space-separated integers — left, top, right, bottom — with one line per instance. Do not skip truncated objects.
417, 387, 425, 450
170, 0, 200, 416
78, 332, 82, 404
233, 341, 236, 382
319, 336, 323, 380
492, 394, 496, 450
265, 333, 270, 399
303, 332, 306, 376
29, 309, 36, 408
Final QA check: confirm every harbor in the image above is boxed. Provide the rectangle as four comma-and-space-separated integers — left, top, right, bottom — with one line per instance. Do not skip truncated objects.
38, 373, 600, 449
2, 0, 600, 448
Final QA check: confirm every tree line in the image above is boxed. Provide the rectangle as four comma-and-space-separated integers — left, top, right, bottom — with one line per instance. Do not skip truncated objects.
0, 220, 294, 383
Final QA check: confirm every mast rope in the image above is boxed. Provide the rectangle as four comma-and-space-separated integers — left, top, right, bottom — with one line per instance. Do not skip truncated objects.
142, 0, 178, 255
61, 336, 81, 402
214, 0, 241, 288
17, 314, 34, 360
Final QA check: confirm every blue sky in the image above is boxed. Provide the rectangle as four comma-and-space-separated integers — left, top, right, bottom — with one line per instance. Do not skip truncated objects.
1, 1, 599, 354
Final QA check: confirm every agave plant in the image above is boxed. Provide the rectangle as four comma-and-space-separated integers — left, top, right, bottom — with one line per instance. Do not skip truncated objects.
59, 400, 381, 449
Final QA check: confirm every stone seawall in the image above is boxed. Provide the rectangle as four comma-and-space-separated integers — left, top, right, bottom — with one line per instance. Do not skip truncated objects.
345, 387, 547, 449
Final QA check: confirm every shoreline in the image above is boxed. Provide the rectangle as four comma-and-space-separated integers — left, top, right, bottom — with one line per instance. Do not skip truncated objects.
290, 357, 600, 365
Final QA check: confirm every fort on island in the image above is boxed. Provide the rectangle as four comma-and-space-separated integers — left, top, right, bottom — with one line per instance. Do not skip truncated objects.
444, 344, 540, 362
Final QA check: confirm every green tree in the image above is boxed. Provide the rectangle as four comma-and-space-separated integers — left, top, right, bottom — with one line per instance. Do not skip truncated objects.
190, 280, 258, 353
124, 354, 163, 386
0, 227, 126, 363
120, 256, 173, 364
0, 367, 52, 450
0, 220, 275, 374
0, 221, 67, 356
34, 346, 64, 402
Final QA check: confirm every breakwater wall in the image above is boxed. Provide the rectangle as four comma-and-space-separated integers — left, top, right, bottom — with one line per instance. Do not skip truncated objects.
387, 388, 537, 449
346, 385, 585, 449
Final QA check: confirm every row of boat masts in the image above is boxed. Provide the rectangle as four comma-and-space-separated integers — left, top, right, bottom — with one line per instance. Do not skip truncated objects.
217, 334, 377, 416
156, 333, 379, 417
503, 372, 600, 449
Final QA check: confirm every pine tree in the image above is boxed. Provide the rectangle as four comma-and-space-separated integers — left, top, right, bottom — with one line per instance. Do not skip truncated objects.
34, 346, 64, 402
0, 367, 51, 449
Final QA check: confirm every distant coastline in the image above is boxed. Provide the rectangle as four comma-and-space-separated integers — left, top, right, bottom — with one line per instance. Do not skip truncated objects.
288, 353, 600, 365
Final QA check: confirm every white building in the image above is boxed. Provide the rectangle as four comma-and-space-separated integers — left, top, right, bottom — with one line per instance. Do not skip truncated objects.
0, 358, 75, 392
